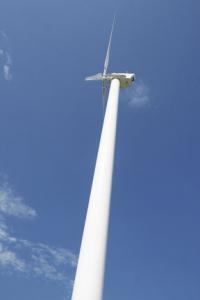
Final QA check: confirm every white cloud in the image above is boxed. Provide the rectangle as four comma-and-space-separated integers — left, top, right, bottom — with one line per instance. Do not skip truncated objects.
0, 31, 13, 81
3, 64, 12, 81
0, 182, 77, 286
126, 81, 150, 108
0, 244, 25, 272
0, 229, 77, 284
33, 243, 77, 268
0, 185, 37, 219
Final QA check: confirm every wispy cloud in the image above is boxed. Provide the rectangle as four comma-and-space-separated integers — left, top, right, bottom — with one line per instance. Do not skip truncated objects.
0, 31, 13, 81
0, 182, 77, 286
0, 242, 26, 272
125, 81, 150, 108
0, 184, 37, 219
3, 64, 12, 81
0, 228, 77, 284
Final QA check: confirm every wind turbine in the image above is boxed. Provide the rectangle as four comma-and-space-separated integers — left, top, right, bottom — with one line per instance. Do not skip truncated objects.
71, 18, 135, 300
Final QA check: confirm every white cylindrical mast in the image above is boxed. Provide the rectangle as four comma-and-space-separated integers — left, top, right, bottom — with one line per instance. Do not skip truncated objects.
71, 78, 120, 300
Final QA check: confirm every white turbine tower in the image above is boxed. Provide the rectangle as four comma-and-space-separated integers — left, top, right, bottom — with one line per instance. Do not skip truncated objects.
71, 18, 135, 300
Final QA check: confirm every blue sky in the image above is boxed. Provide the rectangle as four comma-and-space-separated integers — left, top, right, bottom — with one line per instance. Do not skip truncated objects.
0, 0, 200, 299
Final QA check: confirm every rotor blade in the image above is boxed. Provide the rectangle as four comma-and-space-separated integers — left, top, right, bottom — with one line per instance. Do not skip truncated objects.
103, 15, 116, 77
85, 73, 103, 81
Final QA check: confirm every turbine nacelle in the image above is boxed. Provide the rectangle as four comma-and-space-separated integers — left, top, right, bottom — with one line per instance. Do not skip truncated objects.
85, 72, 135, 88
106, 72, 135, 88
